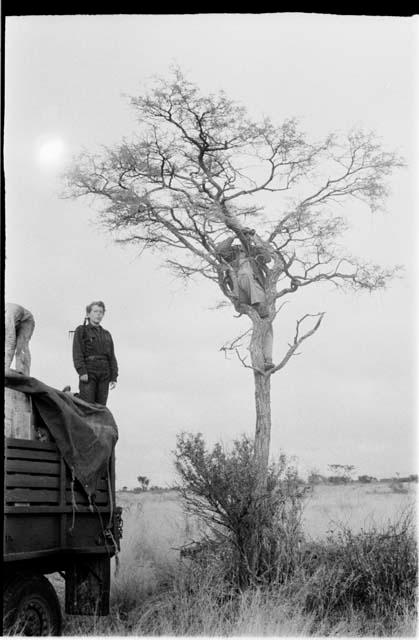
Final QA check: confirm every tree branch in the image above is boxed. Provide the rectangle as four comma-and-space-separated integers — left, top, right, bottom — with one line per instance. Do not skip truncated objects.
219, 328, 253, 358
268, 312, 325, 376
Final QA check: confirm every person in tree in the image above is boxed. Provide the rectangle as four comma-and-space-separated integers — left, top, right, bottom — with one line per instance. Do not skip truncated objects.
216, 228, 274, 370
72, 301, 118, 406
5, 303, 35, 375
216, 228, 272, 316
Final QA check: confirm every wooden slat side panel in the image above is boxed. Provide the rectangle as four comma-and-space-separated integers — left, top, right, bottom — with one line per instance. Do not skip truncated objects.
64, 477, 108, 492
64, 470, 109, 482
6, 437, 57, 451
6, 449, 60, 462
92, 493, 109, 505
65, 490, 109, 506
6, 488, 60, 504
6, 474, 60, 489
6, 460, 60, 475
65, 478, 108, 491
95, 478, 109, 491
66, 489, 89, 506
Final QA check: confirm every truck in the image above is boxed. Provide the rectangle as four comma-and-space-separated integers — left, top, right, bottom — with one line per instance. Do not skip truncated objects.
3, 381, 123, 635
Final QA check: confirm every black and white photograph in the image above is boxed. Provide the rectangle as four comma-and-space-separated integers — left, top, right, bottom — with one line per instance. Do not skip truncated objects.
3, 12, 417, 636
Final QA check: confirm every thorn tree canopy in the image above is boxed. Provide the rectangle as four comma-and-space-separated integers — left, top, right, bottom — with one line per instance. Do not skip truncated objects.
64, 68, 404, 492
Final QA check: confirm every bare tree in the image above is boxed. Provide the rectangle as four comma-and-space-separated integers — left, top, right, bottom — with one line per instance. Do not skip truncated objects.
64, 68, 404, 495
328, 463, 356, 483
137, 475, 150, 491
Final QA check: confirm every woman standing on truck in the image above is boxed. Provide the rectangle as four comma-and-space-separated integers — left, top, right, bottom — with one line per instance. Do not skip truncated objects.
72, 301, 118, 406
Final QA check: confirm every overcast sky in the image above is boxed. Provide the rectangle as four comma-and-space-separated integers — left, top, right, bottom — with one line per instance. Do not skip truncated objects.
5, 14, 417, 488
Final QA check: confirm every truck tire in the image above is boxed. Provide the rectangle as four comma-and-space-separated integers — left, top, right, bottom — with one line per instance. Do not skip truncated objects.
3, 573, 62, 636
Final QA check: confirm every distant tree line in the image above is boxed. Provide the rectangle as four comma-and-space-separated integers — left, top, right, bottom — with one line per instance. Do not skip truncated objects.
308, 466, 418, 486
119, 476, 178, 493
118, 469, 418, 493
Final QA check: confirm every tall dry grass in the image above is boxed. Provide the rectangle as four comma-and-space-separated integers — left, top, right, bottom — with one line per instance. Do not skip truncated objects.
60, 484, 417, 636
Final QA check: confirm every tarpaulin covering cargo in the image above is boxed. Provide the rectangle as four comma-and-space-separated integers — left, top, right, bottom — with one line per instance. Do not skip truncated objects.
4, 372, 118, 499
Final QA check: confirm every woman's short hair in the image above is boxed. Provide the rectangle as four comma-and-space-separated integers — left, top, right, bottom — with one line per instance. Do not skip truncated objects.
86, 300, 106, 314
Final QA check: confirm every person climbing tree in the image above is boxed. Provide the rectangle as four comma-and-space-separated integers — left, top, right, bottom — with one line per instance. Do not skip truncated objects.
72, 300, 118, 406
216, 228, 274, 370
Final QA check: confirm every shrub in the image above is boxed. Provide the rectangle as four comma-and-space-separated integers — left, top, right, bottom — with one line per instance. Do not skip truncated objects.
308, 472, 326, 485
327, 475, 350, 484
358, 475, 377, 483
389, 480, 409, 494
289, 511, 417, 630
173, 432, 308, 588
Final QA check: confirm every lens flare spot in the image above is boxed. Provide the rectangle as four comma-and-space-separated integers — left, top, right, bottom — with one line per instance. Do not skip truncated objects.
38, 138, 66, 168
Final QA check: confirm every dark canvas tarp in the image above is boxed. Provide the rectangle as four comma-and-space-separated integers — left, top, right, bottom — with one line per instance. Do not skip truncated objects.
5, 373, 118, 498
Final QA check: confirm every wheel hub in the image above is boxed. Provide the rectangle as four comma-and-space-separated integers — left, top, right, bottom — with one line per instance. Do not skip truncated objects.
19, 598, 50, 636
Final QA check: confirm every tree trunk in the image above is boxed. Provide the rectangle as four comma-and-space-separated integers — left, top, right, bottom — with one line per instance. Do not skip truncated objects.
253, 373, 271, 489
242, 316, 273, 583
250, 317, 272, 493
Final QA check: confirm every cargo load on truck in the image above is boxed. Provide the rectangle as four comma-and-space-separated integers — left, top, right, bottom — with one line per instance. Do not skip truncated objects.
5, 372, 118, 499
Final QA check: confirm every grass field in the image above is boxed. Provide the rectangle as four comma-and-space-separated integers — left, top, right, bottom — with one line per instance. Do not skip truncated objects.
303, 482, 416, 537
58, 482, 417, 636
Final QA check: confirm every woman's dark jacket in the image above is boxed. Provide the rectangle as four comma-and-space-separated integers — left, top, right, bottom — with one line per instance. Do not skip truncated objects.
72, 323, 118, 382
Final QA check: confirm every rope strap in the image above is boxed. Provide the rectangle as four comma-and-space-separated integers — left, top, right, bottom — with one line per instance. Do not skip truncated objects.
69, 466, 78, 533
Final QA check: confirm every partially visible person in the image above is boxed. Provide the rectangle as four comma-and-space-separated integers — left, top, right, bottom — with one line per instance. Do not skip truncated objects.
72, 301, 118, 406
5, 303, 35, 375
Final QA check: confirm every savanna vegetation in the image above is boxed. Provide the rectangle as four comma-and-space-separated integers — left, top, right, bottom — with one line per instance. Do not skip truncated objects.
52, 435, 417, 637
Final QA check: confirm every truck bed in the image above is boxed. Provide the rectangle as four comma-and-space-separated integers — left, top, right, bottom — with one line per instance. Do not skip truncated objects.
4, 437, 118, 565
